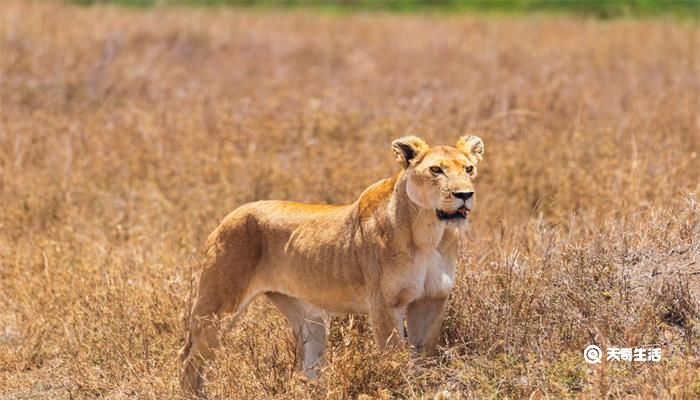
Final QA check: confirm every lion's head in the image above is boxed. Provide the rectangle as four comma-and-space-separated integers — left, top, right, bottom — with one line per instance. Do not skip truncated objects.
392, 135, 484, 222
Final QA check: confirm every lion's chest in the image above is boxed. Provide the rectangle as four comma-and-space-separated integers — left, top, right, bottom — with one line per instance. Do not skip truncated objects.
415, 250, 456, 298
389, 249, 456, 308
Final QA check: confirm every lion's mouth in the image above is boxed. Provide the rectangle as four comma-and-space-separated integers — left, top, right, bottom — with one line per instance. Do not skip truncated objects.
436, 206, 469, 221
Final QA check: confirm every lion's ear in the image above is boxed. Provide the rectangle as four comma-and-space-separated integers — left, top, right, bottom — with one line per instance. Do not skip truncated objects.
392, 136, 429, 168
456, 135, 485, 163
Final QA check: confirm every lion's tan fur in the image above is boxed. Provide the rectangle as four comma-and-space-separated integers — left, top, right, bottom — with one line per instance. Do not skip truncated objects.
179, 135, 485, 397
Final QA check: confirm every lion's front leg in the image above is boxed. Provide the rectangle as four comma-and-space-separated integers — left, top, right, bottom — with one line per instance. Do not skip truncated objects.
406, 297, 447, 355
368, 295, 405, 350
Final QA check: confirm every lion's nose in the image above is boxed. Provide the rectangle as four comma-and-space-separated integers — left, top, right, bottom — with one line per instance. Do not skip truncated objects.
452, 191, 474, 200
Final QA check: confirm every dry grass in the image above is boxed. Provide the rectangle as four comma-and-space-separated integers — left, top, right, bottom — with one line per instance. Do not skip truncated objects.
1, 3, 699, 399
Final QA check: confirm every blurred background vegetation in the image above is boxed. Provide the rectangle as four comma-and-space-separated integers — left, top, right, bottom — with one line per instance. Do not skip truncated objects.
68, 0, 700, 18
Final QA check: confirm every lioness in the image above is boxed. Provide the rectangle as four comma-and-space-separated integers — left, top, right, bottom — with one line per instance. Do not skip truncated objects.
179, 135, 485, 397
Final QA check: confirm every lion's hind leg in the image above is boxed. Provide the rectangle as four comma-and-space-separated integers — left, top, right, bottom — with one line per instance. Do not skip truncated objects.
179, 235, 263, 398
180, 281, 263, 398
267, 293, 327, 378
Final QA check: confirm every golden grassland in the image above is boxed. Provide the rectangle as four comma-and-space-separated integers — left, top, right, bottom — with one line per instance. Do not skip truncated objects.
1, 3, 699, 398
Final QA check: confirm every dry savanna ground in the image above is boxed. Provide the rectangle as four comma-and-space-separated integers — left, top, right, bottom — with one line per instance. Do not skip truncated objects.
1, 2, 699, 399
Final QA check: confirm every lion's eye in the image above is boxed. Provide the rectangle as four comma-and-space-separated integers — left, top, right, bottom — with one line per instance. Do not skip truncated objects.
465, 165, 474, 174
429, 166, 443, 175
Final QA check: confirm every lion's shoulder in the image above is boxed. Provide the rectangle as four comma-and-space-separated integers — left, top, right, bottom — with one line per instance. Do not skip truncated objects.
357, 174, 399, 220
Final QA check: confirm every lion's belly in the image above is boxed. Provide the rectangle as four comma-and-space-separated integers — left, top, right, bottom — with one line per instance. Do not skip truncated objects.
257, 223, 369, 314
275, 260, 369, 314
